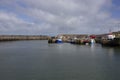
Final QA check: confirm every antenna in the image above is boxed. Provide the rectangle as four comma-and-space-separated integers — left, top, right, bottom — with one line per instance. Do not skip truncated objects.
118, 23, 120, 31
109, 29, 111, 33
109, 28, 112, 35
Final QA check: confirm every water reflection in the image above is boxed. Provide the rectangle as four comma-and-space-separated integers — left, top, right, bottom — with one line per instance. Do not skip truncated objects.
108, 48, 114, 57
90, 44, 95, 51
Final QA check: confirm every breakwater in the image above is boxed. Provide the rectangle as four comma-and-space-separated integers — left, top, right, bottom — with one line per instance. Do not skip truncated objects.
0, 35, 49, 41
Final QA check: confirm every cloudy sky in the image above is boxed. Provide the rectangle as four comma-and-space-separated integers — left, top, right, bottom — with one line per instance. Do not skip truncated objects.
0, 0, 120, 35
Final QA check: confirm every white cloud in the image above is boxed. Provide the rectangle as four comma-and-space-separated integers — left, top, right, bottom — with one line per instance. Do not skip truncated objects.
0, 0, 119, 35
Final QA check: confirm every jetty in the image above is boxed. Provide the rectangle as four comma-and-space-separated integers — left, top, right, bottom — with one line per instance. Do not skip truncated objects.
0, 35, 49, 41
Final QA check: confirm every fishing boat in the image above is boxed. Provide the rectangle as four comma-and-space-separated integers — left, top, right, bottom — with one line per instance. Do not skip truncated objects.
90, 39, 95, 44
89, 35, 96, 45
101, 34, 120, 46
55, 35, 63, 43
55, 38, 63, 43
70, 37, 77, 44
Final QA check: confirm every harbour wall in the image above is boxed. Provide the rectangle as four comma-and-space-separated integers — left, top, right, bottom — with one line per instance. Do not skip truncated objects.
0, 35, 49, 41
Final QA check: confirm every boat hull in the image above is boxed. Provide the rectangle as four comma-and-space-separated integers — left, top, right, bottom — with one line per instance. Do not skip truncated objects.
101, 38, 120, 46
55, 39, 63, 43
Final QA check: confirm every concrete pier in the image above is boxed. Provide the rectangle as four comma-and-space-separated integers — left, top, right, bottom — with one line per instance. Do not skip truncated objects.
0, 35, 49, 41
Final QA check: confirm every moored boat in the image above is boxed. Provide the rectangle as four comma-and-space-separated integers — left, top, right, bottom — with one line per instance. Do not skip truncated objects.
101, 34, 120, 46
101, 38, 120, 46
55, 38, 63, 43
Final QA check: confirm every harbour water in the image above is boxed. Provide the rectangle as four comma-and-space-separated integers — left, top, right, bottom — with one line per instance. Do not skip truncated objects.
0, 40, 120, 80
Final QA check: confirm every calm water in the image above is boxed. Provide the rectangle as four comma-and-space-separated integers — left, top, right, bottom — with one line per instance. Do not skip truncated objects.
0, 40, 120, 80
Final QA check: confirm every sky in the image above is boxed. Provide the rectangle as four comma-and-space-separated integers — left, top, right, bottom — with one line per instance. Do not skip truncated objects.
0, 0, 120, 35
